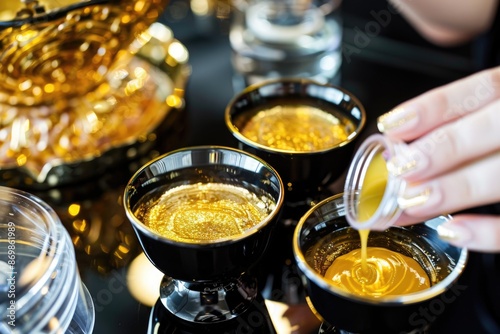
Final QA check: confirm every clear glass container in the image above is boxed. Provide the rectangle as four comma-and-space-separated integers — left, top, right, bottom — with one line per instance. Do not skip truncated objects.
0, 186, 95, 334
344, 133, 409, 230
229, 0, 342, 91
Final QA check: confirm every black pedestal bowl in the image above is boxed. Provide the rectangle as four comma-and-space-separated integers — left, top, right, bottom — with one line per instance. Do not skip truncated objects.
123, 146, 284, 324
293, 194, 468, 333
225, 78, 366, 207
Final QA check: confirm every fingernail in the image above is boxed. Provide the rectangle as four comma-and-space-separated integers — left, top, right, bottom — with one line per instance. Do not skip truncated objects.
437, 222, 473, 246
397, 186, 431, 209
377, 106, 419, 133
397, 182, 442, 210
386, 147, 429, 176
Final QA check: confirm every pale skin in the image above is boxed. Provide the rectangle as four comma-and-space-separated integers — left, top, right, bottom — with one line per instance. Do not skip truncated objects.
388, 0, 498, 46
379, 0, 500, 252
290, 2, 500, 333
381, 68, 500, 252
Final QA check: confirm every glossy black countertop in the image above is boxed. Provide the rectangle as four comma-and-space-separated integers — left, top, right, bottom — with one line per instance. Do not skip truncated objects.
21, 1, 500, 333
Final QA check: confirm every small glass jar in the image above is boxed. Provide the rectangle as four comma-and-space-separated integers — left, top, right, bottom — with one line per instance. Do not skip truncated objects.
0, 186, 95, 334
343, 133, 409, 231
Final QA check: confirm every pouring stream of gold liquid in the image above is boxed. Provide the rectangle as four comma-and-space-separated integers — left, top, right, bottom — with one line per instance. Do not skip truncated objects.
325, 152, 430, 297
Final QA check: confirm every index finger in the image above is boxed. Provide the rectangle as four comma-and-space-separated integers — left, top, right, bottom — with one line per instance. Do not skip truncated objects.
377, 67, 500, 141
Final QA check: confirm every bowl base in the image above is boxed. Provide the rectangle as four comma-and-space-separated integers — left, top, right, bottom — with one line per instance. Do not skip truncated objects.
319, 322, 431, 334
159, 273, 258, 323
149, 293, 277, 333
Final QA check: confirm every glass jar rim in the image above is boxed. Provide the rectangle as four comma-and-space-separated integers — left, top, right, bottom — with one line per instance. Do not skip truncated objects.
343, 134, 406, 230
0, 186, 94, 333
0, 186, 64, 303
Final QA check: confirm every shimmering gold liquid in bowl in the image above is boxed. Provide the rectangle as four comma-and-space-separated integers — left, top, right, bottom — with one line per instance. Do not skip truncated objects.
134, 183, 276, 242
324, 246, 430, 297
237, 105, 356, 151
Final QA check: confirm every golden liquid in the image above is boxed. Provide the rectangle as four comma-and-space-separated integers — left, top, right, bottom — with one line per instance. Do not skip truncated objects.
359, 229, 370, 272
357, 152, 387, 279
238, 105, 356, 151
358, 152, 388, 222
324, 152, 429, 297
135, 183, 276, 242
324, 246, 430, 297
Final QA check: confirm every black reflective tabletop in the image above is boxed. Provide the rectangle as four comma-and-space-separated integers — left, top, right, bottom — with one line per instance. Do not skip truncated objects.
13, 0, 500, 333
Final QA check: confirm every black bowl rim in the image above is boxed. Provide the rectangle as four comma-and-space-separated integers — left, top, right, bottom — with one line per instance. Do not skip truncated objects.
123, 145, 285, 248
224, 78, 367, 155
293, 193, 469, 306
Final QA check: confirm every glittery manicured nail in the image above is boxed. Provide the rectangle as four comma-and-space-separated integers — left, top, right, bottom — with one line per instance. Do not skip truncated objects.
387, 157, 417, 176
398, 182, 443, 212
377, 106, 419, 133
397, 187, 431, 209
437, 222, 472, 245
386, 148, 429, 177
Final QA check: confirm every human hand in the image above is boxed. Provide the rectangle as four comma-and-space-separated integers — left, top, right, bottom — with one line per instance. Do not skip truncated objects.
377, 66, 500, 252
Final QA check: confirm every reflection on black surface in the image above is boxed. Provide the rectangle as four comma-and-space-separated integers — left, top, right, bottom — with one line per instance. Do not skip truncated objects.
149, 295, 277, 334
30, 166, 147, 333
30, 114, 188, 276
17, 105, 189, 333
127, 252, 164, 307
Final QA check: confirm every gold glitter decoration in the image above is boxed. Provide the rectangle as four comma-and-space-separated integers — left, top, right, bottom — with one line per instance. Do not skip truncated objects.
136, 183, 276, 242
0, 0, 191, 187
0, 0, 167, 106
377, 107, 418, 133
238, 105, 356, 152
